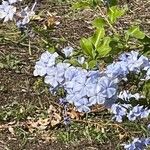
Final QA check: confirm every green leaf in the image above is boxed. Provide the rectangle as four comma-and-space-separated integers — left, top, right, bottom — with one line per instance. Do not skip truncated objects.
108, 6, 126, 24
82, 62, 89, 69
139, 36, 150, 55
47, 46, 55, 53
96, 37, 112, 57
88, 60, 97, 69
125, 26, 145, 40
91, 28, 105, 48
142, 44, 150, 56
143, 80, 150, 104
72, 0, 101, 9
108, 0, 118, 6
90, 0, 101, 7
69, 58, 80, 66
72, 1, 90, 10
80, 38, 95, 58
92, 18, 106, 28
140, 35, 150, 44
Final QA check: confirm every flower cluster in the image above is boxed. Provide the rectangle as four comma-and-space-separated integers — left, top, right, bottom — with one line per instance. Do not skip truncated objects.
0, 0, 36, 29
124, 138, 150, 150
111, 104, 150, 122
0, 0, 17, 22
34, 48, 118, 112
118, 90, 145, 101
105, 51, 150, 82
111, 104, 130, 122
34, 49, 150, 118
103, 51, 150, 149
107, 51, 150, 122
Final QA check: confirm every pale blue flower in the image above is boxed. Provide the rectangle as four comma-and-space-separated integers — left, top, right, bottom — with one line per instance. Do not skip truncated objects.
56, 62, 70, 75
62, 46, 74, 57
77, 56, 85, 65
105, 61, 128, 79
65, 69, 87, 90
118, 90, 144, 101
89, 92, 106, 105
120, 51, 139, 62
98, 76, 117, 98
40, 51, 53, 63
124, 138, 150, 150
33, 60, 47, 76
64, 66, 78, 83
127, 105, 150, 121
43, 52, 58, 67
73, 75, 98, 97
0, 1, 16, 22
16, 2, 37, 27
87, 70, 101, 82
111, 104, 127, 122
44, 66, 65, 88
72, 76, 87, 92
119, 51, 149, 73
74, 98, 91, 113
138, 55, 149, 69
86, 83, 100, 98
33, 51, 58, 76
66, 91, 83, 104
8, 0, 22, 4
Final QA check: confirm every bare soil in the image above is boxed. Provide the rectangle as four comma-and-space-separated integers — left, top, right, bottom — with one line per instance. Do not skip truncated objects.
0, 0, 150, 149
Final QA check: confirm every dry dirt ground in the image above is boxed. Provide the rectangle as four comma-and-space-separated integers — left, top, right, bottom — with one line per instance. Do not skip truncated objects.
0, 0, 150, 150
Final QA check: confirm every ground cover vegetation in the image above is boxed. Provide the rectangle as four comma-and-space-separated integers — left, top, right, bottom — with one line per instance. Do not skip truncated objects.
0, 0, 150, 149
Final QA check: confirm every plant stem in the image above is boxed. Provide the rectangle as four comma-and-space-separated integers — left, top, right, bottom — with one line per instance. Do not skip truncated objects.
97, 6, 118, 34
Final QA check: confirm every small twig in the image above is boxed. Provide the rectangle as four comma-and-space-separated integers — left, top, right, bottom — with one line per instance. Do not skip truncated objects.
4, 32, 21, 35
91, 106, 107, 113
28, 39, 32, 55
72, 119, 104, 128
105, 123, 127, 133
0, 122, 25, 130
72, 118, 127, 133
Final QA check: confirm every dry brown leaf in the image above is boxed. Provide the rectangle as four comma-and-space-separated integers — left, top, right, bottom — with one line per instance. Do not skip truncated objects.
38, 118, 50, 126
51, 113, 61, 127
119, 133, 126, 140
41, 12, 60, 30
67, 110, 80, 120
48, 105, 57, 114
51, 119, 60, 127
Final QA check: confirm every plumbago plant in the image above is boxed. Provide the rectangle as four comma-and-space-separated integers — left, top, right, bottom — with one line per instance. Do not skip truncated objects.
0, 0, 37, 29
33, 3, 150, 150
72, 0, 150, 68
1, 0, 150, 149
77, 7, 149, 70
34, 51, 150, 149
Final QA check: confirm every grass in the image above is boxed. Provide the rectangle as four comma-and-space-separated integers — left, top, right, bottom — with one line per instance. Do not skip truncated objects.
0, 54, 21, 71
0, 99, 149, 149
